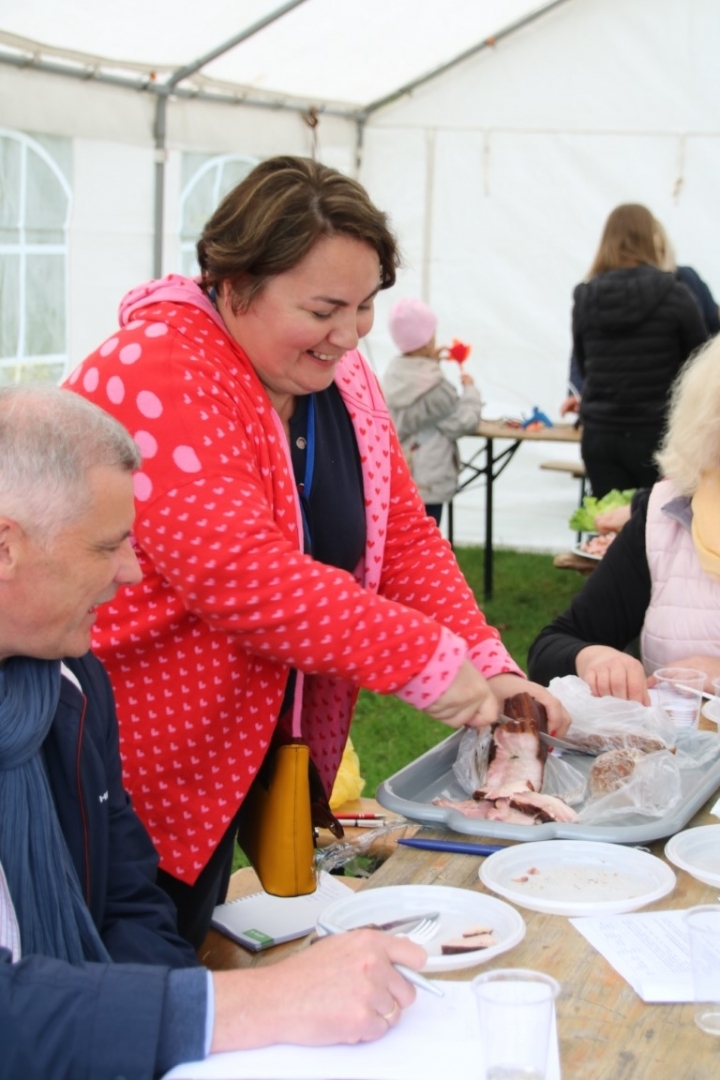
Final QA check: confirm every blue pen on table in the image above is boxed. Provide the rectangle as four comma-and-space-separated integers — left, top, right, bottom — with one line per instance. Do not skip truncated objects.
316, 918, 444, 998
397, 838, 509, 857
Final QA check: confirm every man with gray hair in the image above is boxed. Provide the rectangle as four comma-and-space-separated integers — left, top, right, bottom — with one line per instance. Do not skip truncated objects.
0, 386, 424, 1079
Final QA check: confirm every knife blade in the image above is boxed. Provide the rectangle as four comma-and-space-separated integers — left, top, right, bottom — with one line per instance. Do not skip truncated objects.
354, 911, 440, 933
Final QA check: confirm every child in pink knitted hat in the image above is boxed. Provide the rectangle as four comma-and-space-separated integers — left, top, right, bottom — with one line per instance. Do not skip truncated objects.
383, 298, 483, 528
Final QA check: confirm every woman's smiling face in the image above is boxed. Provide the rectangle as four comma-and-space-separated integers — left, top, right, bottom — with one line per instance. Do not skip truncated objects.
220, 233, 381, 413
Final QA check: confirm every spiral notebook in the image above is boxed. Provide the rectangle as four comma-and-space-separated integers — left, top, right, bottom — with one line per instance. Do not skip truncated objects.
210, 871, 354, 952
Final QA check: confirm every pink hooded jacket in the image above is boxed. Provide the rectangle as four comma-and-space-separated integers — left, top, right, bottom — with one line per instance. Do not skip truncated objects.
66, 276, 522, 883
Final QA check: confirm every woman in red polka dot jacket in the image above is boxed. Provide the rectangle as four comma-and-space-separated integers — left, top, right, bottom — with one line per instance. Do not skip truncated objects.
66, 155, 569, 946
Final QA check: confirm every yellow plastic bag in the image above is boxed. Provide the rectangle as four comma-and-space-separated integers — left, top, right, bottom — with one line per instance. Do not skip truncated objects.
329, 737, 366, 810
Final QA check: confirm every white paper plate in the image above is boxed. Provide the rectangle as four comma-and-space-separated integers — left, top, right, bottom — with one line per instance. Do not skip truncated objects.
571, 542, 603, 562
664, 825, 720, 887
479, 840, 676, 916
316, 884, 525, 972
702, 699, 720, 726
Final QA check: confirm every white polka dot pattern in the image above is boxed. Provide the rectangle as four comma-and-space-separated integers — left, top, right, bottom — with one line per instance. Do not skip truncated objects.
64, 276, 522, 884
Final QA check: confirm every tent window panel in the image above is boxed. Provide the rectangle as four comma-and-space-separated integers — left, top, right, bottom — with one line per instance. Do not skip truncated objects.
25, 254, 66, 357
26, 153, 69, 231
181, 170, 218, 239
1, 359, 66, 386
0, 131, 71, 382
219, 158, 257, 193
26, 227, 65, 246
0, 140, 21, 229
179, 153, 258, 276
0, 256, 20, 357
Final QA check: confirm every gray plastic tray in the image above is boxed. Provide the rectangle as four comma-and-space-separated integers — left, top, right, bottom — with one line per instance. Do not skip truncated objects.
376, 728, 720, 844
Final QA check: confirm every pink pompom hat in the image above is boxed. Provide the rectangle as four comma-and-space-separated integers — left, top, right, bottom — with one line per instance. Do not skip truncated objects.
388, 297, 438, 353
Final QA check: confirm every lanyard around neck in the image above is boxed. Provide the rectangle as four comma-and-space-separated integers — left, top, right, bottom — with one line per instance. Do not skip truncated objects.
300, 394, 315, 499
296, 395, 315, 550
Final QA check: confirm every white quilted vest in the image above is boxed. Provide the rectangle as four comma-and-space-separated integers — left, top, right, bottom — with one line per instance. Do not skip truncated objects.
641, 479, 720, 673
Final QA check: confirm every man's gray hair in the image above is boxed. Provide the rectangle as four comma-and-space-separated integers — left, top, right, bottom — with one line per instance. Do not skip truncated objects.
0, 385, 141, 538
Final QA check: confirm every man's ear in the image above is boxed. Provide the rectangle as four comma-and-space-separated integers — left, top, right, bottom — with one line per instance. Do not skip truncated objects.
0, 518, 23, 579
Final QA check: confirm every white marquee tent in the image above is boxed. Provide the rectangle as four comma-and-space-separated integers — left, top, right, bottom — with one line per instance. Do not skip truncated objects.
1, 0, 718, 552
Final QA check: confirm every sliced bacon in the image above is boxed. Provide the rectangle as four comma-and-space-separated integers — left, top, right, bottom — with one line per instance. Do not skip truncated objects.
432, 797, 495, 818
433, 694, 577, 826
479, 726, 543, 797
507, 791, 579, 824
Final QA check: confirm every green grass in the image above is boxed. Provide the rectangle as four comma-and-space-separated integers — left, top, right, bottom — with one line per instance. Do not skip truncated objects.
350, 545, 584, 797
232, 546, 584, 870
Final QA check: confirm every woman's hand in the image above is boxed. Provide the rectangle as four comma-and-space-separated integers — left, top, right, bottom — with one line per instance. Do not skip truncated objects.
575, 644, 650, 704
423, 659, 499, 729
210, 930, 426, 1051
486, 672, 571, 737
559, 395, 579, 416
594, 504, 632, 534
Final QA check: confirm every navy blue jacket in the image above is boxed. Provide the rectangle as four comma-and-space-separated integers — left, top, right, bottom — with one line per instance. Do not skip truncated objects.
0, 653, 205, 1080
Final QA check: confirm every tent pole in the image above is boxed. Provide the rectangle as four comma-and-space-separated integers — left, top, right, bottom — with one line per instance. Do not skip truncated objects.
151, 0, 311, 277
153, 93, 169, 279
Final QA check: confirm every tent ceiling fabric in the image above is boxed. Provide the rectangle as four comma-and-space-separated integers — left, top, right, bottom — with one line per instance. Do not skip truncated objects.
0, 0, 558, 113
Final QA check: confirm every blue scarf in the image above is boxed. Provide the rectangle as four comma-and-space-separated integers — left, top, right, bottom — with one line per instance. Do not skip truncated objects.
0, 657, 110, 964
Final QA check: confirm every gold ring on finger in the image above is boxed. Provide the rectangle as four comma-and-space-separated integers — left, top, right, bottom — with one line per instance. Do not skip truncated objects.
380, 999, 399, 1023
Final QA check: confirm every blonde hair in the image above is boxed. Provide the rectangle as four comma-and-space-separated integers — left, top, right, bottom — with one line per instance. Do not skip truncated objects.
656, 336, 720, 494
588, 203, 660, 278
653, 219, 677, 272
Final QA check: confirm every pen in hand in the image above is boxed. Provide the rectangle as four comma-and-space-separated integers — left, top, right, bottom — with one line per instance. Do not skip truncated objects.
315, 918, 444, 997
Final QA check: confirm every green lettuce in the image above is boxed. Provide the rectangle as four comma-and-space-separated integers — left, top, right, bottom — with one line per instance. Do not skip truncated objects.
569, 488, 635, 533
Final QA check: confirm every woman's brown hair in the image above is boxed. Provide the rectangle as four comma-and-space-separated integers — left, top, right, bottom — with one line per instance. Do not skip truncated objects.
197, 155, 400, 311
587, 203, 660, 278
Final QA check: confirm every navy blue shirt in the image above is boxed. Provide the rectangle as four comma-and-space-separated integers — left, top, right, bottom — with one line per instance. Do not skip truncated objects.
289, 384, 366, 573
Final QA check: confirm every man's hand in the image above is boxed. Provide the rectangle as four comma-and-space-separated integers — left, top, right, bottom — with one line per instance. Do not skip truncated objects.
210, 930, 427, 1051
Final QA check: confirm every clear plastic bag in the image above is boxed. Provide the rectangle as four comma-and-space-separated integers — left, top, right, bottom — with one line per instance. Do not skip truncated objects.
548, 675, 678, 754
315, 819, 416, 876
578, 748, 682, 824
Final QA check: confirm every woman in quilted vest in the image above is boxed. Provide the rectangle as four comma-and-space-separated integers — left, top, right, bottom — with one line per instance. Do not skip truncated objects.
66, 155, 567, 947
528, 334, 720, 703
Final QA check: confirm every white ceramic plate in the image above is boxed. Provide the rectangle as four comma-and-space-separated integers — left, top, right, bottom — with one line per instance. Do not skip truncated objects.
664, 825, 720, 888
316, 884, 526, 972
479, 840, 676, 916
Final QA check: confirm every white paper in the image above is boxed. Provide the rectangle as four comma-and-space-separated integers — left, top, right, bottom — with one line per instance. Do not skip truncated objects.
163, 980, 562, 1079
571, 909, 694, 1002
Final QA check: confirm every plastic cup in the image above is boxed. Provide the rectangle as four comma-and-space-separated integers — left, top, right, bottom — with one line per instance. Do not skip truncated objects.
472, 968, 560, 1080
709, 677, 720, 725
653, 667, 706, 729
685, 905, 720, 1035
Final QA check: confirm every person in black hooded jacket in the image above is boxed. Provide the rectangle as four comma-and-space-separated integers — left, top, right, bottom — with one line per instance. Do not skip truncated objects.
572, 203, 708, 498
